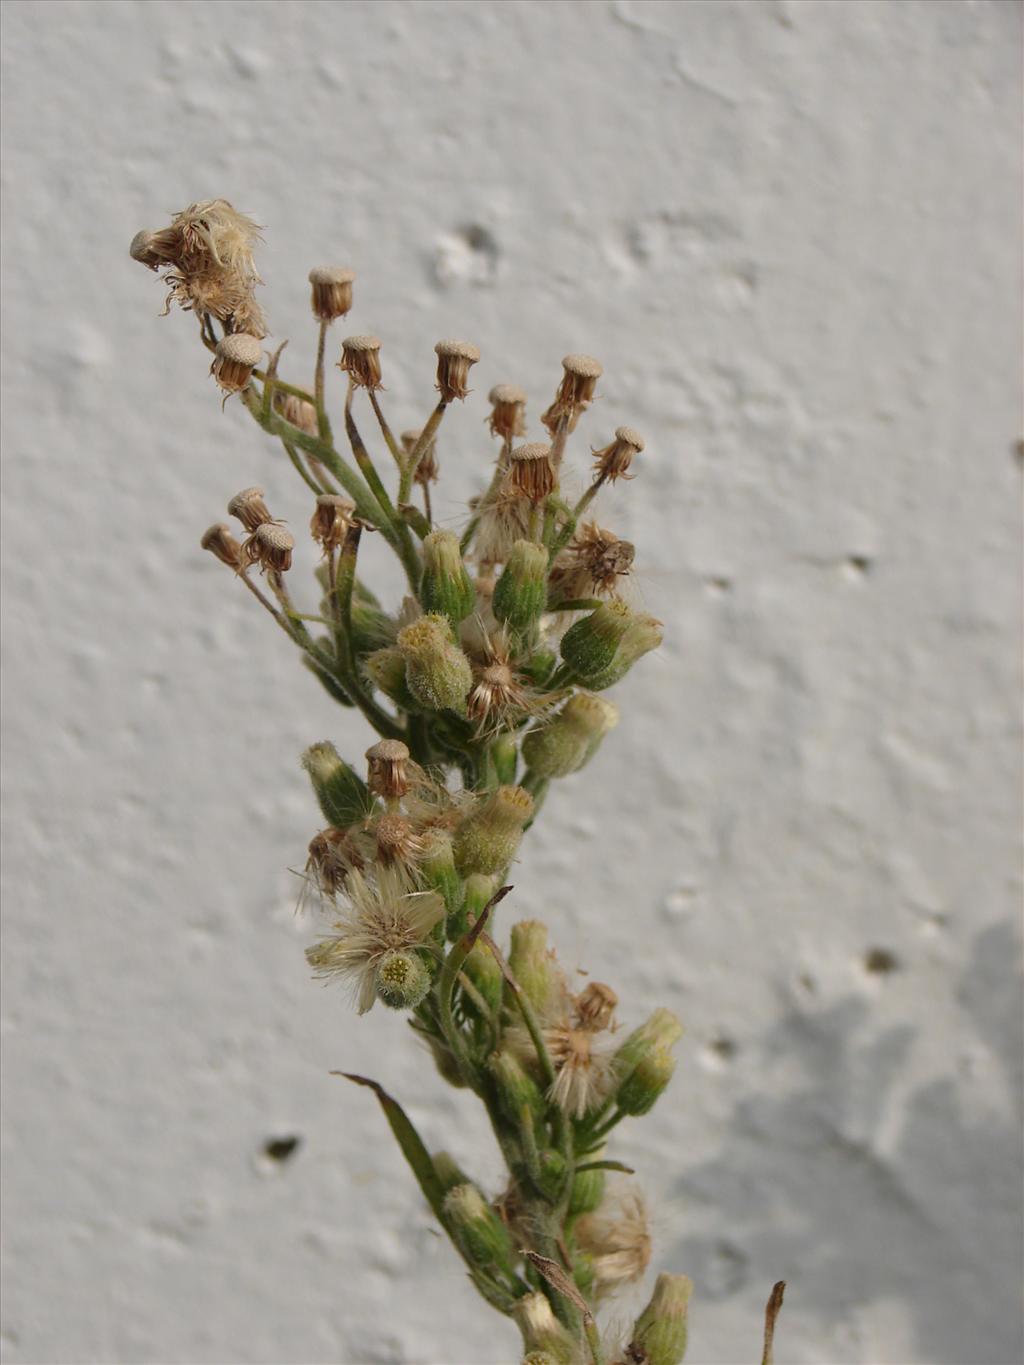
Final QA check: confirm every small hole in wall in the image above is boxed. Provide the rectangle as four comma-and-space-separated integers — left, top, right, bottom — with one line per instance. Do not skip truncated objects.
705, 576, 733, 595
846, 555, 872, 575
863, 948, 900, 976
709, 1035, 738, 1060
263, 1135, 302, 1163
1013, 438, 1024, 466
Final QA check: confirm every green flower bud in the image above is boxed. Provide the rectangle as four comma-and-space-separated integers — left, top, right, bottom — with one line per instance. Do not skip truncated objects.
581, 612, 663, 692
522, 1355, 560, 1365
431, 1150, 472, 1194
419, 828, 463, 925
522, 691, 619, 778
350, 596, 394, 657
569, 1161, 606, 1216
453, 785, 534, 877
561, 601, 663, 688
613, 1008, 683, 1082
488, 1048, 545, 1127
397, 614, 473, 715
443, 1184, 517, 1279
421, 530, 476, 624
300, 742, 372, 827
560, 599, 633, 678
537, 1149, 567, 1200
363, 645, 422, 712
464, 940, 503, 1015
490, 732, 519, 786
507, 920, 561, 1014
374, 949, 432, 1010
629, 1273, 693, 1365
570, 693, 619, 769
616, 1043, 676, 1116
448, 871, 495, 941
513, 1293, 576, 1365
519, 647, 558, 688
493, 539, 549, 634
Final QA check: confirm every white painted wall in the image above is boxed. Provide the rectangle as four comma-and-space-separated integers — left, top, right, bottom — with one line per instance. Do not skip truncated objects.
2, 2, 1020, 1362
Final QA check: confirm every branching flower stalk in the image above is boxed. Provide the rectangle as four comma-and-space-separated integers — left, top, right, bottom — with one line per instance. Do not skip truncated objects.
130, 199, 783, 1365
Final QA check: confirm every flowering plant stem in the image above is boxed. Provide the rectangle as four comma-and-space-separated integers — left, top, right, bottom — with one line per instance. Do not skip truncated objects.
130, 198, 784, 1365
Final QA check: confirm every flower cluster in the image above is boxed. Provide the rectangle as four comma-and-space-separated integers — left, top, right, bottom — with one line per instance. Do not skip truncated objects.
129, 202, 719, 1365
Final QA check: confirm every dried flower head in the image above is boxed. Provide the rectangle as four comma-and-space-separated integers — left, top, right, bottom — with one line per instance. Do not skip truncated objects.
339, 335, 383, 390
134, 200, 267, 337
542, 352, 603, 433
549, 523, 635, 602
199, 523, 242, 569
310, 494, 355, 554
227, 486, 273, 533
241, 521, 294, 574
592, 426, 644, 485
487, 383, 528, 440
434, 339, 480, 403
301, 827, 365, 907
575, 1184, 652, 1295
370, 812, 426, 869
305, 866, 444, 1013
365, 738, 412, 800
308, 265, 355, 322
275, 392, 318, 435
211, 333, 262, 393
575, 981, 619, 1031
466, 634, 537, 735
509, 442, 557, 504
546, 1024, 617, 1118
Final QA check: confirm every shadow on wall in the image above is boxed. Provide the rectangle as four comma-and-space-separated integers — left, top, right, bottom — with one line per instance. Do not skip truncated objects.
671, 922, 1023, 1365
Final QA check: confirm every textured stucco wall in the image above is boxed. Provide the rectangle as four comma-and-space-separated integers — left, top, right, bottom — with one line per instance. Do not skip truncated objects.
2, 2, 1021, 1363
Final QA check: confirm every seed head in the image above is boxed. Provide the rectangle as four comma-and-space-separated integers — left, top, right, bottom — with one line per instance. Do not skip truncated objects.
365, 738, 412, 800
308, 265, 355, 322
575, 1185, 652, 1296
241, 521, 294, 574
549, 523, 635, 602
305, 865, 444, 1013
339, 335, 383, 390
310, 494, 355, 554
200, 523, 243, 569
227, 486, 273, 533
592, 425, 644, 484
509, 443, 557, 504
546, 1019, 617, 1119
211, 332, 262, 393
139, 200, 267, 336
487, 383, 528, 440
434, 339, 480, 403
